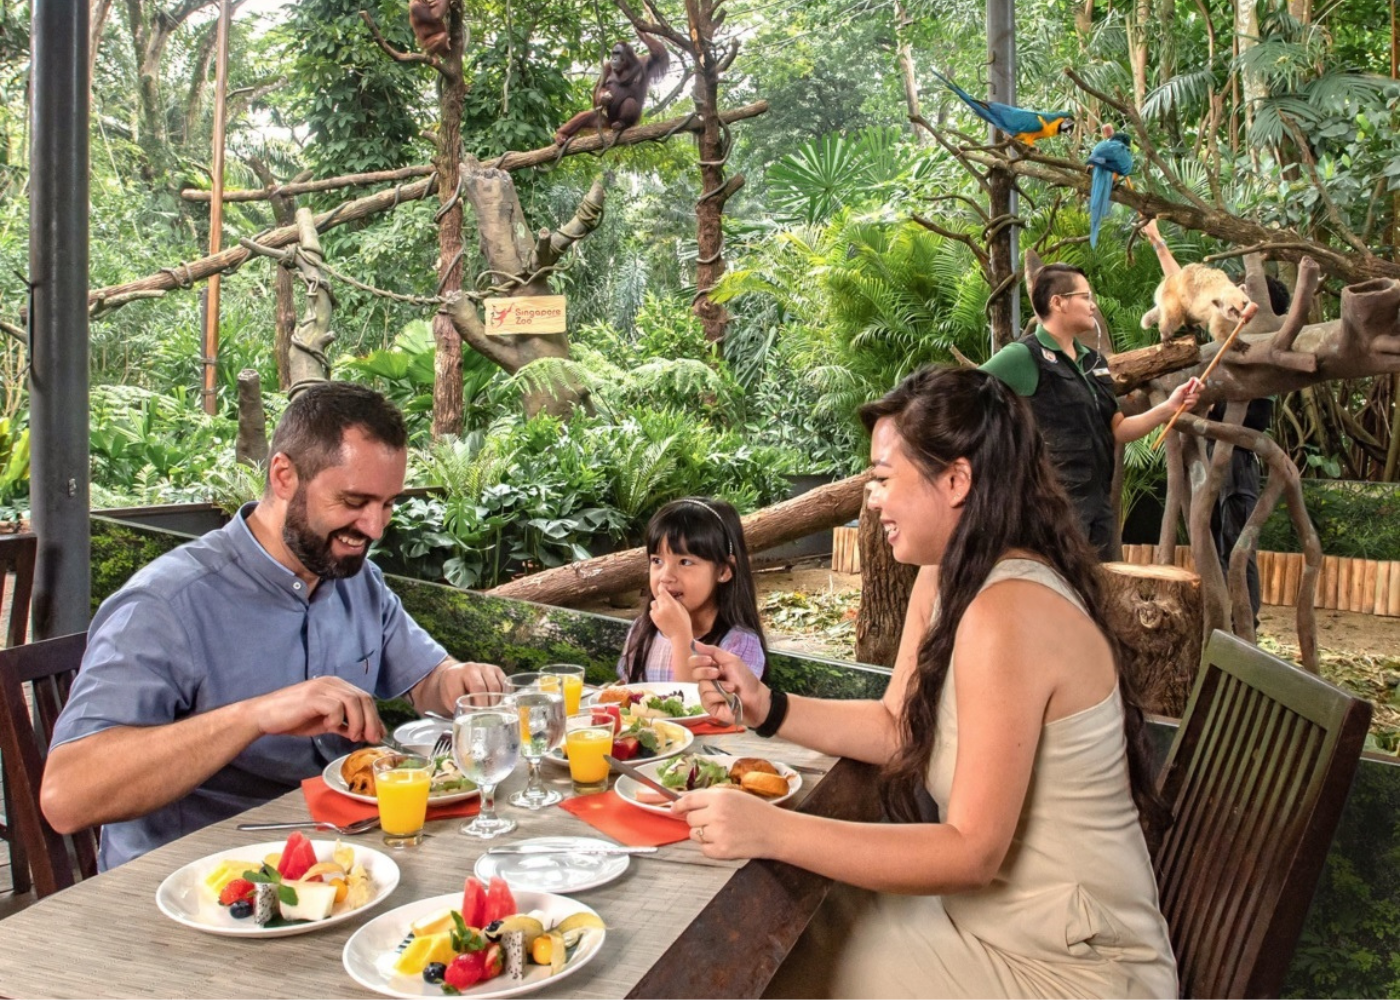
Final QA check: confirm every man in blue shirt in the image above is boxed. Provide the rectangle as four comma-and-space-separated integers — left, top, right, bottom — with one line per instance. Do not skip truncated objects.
42, 383, 507, 869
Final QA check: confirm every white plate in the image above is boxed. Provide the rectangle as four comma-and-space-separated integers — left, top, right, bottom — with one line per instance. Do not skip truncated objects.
323, 753, 480, 806
394, 719, 451, 754
543, 719, 693, 768
613, 754, 801, 816
473, 837, 630, 895
156, 840, 400, 939
599, 682, 716, 727
343, 890, 605, 999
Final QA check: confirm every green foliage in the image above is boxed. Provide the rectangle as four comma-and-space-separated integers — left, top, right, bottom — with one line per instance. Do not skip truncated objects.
1260, 481, 1400, 560
460, 25, 575, 156
0, 413, 28, 520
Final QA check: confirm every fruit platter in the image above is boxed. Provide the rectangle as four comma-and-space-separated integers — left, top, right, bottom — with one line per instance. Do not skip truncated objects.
342, 875, 606, 999
613, 754, 801, 816
155, 832, 400, 938
543, 710, 692, 767
596, 682, 715, 727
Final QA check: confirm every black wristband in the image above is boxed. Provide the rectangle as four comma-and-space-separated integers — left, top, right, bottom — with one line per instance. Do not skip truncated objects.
754, 688, 789, 738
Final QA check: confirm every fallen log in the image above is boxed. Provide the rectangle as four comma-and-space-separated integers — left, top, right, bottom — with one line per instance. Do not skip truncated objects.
487, 472, 870, 607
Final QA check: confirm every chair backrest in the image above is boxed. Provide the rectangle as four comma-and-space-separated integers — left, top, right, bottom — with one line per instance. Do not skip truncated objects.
1154, 629, 1372, 998
0, 532, 36, 648
0, 632, 96, 896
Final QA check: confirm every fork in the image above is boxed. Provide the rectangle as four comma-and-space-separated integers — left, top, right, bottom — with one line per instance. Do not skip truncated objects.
237, 817, 381, 835
430, 730, 453, 759
709, 679, 743, 726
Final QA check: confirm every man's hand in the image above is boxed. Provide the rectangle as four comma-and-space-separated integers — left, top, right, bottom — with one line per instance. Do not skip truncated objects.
249, 676, 385, 744
413, 658, 508, 716
1166, 375, 1203, 414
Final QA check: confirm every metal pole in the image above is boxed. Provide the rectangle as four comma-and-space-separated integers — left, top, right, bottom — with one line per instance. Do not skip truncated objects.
202, 0, 232, 416
987, 0, 1020, 346
29, 0, 91, 637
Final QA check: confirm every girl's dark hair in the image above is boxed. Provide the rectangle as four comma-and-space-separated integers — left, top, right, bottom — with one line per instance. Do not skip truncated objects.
858, 366, 1168, 837
623, 497, 768, 683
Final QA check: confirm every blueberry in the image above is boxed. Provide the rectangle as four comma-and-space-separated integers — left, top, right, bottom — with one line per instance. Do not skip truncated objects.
229, 900, 253, 919
423, 963, 447, 984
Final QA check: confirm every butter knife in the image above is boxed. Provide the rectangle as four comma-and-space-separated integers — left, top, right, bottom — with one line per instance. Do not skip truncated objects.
604, 755, 681, 801
486, 844, 658, 856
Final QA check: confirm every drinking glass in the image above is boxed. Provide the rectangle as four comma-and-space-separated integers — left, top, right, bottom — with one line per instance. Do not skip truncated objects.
453, 692, 521, 838
372, 753, 431, 848
504, 672, 566, 809
540, 664, 586, 716
564, 711, 613, 795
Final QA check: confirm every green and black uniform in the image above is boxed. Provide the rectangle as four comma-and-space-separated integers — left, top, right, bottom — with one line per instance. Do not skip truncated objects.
982, 327, 1119, 559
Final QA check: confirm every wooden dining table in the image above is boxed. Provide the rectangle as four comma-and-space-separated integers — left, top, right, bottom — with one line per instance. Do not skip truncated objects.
0, 727, 881, 999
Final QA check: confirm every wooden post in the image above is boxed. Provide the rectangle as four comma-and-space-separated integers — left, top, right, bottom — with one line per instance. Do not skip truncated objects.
1389, 561, 1400, 617
1100, 563, 1204, 718
1363, 559, 1378, 617
1322, 555, 1339, 610
1376, 560, 1392, 616
1285, 553, 1304, 607
1339, 557, 1354, 612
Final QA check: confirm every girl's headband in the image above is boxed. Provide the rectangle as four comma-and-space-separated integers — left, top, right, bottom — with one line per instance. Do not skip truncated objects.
674, 498, 734, 557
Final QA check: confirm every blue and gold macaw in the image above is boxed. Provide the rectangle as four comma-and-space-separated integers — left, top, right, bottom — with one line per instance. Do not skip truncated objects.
931, 69, 1076, 146
1087, 132, 1134, 248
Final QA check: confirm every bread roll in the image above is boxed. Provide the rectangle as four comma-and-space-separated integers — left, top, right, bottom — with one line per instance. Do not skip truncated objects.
341, 747, 392, 795
740, 770, 790, 798
728, 757, 779, 783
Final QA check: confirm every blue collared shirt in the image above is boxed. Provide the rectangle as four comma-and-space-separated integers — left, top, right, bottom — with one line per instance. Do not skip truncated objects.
51, 504, 447, 869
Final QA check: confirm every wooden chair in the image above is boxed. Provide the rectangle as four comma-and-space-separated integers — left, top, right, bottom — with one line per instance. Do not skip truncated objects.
1155, 629, 1372, 998
0, 632, 97, 897
0, 531, 36, 893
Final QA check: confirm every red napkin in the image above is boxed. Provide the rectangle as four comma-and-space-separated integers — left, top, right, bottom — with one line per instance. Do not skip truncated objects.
558, 790, 691, 846
301, 777, 481, 826
688, 720, 745, 736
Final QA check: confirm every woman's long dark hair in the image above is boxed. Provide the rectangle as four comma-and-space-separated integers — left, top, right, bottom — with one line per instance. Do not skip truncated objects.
623, 497, 769, 683
859, 367, 1168, 837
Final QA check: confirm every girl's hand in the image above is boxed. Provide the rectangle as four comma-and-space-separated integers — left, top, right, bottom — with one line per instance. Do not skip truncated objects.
1141, 217, 1162, 243
690, 639, 766, 725
649, 587, 691, 642
672, 787, 779, 860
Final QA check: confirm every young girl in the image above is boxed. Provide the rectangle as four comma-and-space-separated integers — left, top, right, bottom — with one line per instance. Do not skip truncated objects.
617, 497, 767, 683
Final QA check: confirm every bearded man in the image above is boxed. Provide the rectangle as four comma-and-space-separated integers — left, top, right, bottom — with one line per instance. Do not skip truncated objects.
42, 383, 506, 869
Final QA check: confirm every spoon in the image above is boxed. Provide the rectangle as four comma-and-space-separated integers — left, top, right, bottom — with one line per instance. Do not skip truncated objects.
237, 817, 382, 835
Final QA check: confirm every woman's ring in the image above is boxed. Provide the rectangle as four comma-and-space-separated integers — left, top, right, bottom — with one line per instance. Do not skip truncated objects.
696, 826, 707, 844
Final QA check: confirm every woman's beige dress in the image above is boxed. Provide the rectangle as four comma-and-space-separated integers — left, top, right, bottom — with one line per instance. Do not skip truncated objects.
767, 560, 1176, 999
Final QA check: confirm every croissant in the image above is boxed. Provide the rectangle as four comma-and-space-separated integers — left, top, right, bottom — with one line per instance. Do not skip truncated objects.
341, 747, 393, 795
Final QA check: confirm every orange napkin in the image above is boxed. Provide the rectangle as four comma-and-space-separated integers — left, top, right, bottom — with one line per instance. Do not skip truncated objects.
300, 777, 480, 825
558, 790, 691, 846
688, 720, 745, 736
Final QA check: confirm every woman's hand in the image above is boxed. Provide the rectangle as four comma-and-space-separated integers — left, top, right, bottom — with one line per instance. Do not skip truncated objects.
689, 639, 767, 725
1166, 375, 1203, 414
672, 787, 780, 860
1141, 217, 1163, 244
649, 587, 691, 642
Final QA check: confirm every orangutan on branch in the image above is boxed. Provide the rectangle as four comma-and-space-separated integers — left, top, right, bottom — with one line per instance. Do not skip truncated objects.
555, 31, 670, 144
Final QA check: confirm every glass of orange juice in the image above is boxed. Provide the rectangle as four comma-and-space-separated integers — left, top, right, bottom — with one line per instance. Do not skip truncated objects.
540, 664, 586, 716
564, 712, 612, 795
372, 754, 432, 848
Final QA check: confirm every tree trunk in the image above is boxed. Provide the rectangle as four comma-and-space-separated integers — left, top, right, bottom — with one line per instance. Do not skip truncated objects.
235, 368, 267, 466
690, 7, 736, 344
854, 496, 917, 666
892, 0, 928, 145
987, 164, 1017, 349
431, 6, 468, 439
286, 208, 334, 395
246, 159, 300, 390
1126, 0, 1150, 110
488, 474, 869, 606
1100, 562, 1204, 717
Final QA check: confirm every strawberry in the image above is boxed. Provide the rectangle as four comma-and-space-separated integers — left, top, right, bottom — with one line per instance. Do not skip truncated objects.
444, 952, 485, 990
611, 735, 641, 761
218, 878, 255, 906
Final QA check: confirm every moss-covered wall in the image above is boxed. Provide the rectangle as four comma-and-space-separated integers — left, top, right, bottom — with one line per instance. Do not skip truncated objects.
88, 512, 1400, 997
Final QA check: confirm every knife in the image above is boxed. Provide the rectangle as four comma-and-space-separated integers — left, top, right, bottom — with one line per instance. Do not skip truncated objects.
486, 844, 658, 855
604, 755, 681, 801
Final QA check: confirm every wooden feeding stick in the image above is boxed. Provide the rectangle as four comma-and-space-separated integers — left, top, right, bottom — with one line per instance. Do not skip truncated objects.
1150, 302, 1258, 451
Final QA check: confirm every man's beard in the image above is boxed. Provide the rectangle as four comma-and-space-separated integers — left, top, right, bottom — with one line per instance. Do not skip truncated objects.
283, 486, 370, 581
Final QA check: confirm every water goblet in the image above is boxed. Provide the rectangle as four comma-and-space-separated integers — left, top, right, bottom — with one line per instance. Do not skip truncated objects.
453, 691, 521, 838
504, 672, 566, 809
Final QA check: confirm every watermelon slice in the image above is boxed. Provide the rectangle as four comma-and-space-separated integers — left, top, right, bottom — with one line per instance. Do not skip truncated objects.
276, 831, 317, 881
482, 876, 516, 927
461, 876, 487, 929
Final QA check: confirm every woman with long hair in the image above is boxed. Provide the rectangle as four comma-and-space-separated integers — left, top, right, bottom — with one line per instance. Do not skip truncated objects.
677, 367, 1175, 998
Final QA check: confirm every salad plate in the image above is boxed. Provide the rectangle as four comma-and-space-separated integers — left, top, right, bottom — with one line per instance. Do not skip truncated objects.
342, 890, 605, 999
323, 752, 479, 806
473, 837, 630, 894
543, 718, 692, 768
599, 682, 716, 727
156, 840, 400, 939
613, 754, 801, 816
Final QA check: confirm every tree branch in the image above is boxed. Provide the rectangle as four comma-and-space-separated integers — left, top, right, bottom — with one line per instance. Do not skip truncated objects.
359, 9, 441, 72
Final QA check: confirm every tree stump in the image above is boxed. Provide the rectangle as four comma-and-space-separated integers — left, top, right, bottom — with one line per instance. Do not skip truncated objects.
854, 498, 917, 667
1099, 562, 1204, 718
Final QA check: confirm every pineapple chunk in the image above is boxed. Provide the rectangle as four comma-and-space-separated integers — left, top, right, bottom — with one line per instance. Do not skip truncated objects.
393, 933, 458, 976
409, 908, 458, 937
202, 859, 260, 895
